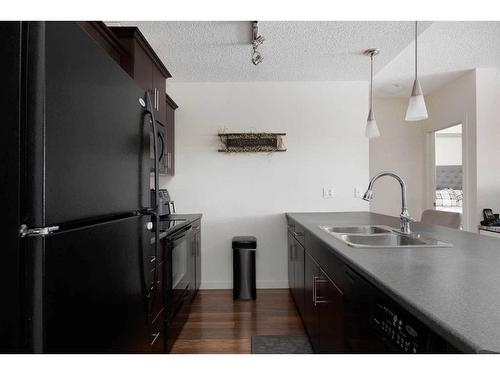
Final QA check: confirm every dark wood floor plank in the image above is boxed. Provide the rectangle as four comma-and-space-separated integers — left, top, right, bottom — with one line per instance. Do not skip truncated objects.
170, 289, 305, 354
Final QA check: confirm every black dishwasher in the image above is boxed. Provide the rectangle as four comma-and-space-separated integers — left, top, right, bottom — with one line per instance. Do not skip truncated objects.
343, 266, 449, 353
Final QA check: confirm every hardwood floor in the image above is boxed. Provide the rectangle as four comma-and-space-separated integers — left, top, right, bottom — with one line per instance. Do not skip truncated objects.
170, 289, 306, 354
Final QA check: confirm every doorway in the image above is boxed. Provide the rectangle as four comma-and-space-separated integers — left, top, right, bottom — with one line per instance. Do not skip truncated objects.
427, 124, 465, 227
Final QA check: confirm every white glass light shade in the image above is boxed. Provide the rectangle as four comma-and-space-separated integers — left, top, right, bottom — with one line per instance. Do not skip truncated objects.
365, 109, 380, 138
405, 79, 428, 121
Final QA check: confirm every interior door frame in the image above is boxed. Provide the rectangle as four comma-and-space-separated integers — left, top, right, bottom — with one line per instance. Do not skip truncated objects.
424, 120, 470, 231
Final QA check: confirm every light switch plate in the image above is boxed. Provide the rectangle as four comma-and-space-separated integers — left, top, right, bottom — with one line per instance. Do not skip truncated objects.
323, 187, 335, 199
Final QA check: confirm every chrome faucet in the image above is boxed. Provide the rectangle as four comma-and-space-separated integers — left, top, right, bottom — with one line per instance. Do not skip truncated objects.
362, 172, 414, 234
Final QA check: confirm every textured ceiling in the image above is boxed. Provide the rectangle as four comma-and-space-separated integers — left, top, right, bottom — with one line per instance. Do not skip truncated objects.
112, 21, 500, 96
374, 21, 500, 97
117, 21, 430, 81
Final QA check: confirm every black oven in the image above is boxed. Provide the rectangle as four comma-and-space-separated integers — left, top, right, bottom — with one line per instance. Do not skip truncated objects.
164, 225, 191, 319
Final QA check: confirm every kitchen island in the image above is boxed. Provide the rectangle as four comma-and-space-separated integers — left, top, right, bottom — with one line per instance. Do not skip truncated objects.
286, 211, 500, 353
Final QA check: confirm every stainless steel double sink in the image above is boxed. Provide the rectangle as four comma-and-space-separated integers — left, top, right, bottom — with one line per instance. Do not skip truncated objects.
319, 225, 452, 248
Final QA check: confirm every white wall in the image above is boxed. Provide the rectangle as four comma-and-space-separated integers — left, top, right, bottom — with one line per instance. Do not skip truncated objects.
370, 69, 500, 230
369, 98, 426, 218
161, 82, 370, 289
424, 70, 477, 231
370, 71, 476, 230
435, 134, 462, 165
476, 68, 500, 216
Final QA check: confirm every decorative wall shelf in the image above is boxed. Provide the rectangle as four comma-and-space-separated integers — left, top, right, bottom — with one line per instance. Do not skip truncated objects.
218, 132, 287, 153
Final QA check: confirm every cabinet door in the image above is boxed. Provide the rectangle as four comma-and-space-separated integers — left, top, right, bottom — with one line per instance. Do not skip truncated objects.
294, 241, 305, 317
152, 65, 166, 123
287, 232, 295, 291
188, 229, 197, 299
304, 251, 321, 352
195, 227, 201, 291
317, 269, 344, 353
78, 22, 126, 65
133, 43, 154, 93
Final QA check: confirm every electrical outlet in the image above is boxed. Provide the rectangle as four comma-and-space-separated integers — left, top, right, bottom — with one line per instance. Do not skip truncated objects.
354, 187, 364, 198
323, 187, 335, 199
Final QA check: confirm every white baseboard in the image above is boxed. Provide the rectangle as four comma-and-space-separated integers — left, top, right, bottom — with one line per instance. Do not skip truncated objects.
200, 280, 289, 290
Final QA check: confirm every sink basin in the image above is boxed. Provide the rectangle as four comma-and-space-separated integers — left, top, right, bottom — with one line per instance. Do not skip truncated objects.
319, 225, 452, 248
321, 225, 391, 234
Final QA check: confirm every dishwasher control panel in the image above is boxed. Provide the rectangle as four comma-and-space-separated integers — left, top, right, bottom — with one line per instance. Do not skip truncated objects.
371, 300, 427, 353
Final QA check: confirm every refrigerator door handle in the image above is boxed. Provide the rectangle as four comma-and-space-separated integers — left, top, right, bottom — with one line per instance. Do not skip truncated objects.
19, 224, 59, 237
144, 92, 161, 299
140, 94, 160, 214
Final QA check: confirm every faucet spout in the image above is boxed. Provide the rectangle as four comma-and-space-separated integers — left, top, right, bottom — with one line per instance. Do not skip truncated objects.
363, 172, 413, 234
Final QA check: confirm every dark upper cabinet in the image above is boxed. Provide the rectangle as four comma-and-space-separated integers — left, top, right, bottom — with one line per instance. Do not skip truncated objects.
109, 26, 171, 125
79, 23, 177, 176
165, 94, 178, 176
78, 22, 128, 65
153, 65, 167, 122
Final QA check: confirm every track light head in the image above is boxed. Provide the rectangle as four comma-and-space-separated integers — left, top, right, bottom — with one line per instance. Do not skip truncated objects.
251, 21, 265, 66
251, 50, 263, 65
253, 35, 265, 48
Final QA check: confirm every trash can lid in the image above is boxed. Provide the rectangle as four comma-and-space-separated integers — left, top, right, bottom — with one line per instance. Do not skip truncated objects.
232, 236, 257, 249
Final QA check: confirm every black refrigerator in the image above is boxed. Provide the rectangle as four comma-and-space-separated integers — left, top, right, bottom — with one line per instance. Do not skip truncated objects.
0, 22, 159, 353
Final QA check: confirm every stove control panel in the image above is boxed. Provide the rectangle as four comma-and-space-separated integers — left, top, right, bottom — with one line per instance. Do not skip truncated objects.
371, 300, 426, 353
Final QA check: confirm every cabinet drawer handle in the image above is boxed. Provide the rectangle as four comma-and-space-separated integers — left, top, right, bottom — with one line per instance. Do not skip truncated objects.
151, 332, 160, 345
313, 276, 328, 306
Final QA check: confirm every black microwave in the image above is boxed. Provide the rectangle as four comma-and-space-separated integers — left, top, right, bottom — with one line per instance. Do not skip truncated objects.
150, 122, 166, 173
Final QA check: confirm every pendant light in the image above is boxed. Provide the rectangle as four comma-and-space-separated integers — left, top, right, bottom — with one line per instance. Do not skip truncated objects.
364, 48, 380, 138
405, 21, 428, 121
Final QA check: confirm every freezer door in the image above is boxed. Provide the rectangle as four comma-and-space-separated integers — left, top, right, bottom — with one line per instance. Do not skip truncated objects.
34, 215, 151, 353
25, 22, 149, 227
0, 21, 22, 353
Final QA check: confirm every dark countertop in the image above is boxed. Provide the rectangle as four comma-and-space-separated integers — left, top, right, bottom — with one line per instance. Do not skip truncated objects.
478, 225, 500, 233
286, 211, 500, 353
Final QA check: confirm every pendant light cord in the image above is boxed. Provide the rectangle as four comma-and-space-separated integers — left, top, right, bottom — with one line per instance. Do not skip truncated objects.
370, 54, 373, 110
414, 21, 418, 80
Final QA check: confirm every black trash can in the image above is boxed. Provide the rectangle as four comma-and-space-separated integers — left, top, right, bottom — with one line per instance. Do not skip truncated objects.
232, 236, 257, 300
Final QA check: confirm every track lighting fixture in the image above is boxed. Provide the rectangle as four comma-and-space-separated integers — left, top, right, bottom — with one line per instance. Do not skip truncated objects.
251, 21, 265, 65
